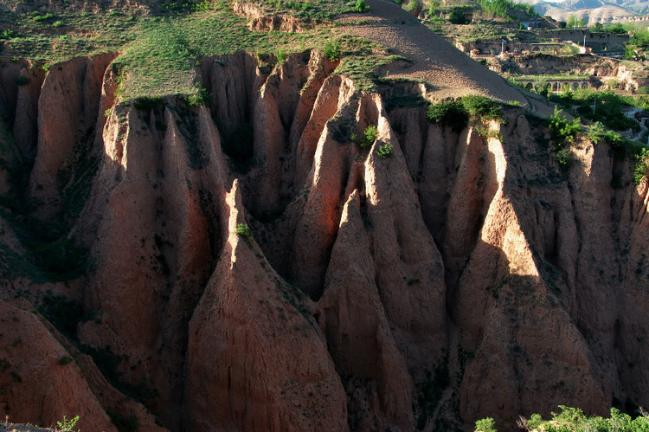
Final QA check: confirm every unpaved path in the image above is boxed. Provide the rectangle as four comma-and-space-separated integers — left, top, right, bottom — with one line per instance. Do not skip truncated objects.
337, 0, 549, 111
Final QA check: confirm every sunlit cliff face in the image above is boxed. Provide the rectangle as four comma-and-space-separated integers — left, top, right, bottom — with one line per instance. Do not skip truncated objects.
0, 49, 648, 432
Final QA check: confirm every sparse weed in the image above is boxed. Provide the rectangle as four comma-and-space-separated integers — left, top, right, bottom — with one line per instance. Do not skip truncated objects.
56, 415, 80, 432
186, 88, 208, 107
32, 12, 56, 23
276, 48, 287, 64
0, 29, 17, 40
192, 0, 213, 11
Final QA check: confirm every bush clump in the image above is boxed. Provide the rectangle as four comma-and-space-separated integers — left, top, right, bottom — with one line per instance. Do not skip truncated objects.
376, 143, 393, 158
586, 122, 648, 184
354, 0, 368, 13
634, 147, 649, 185
478, 0, 537, 20
475, 417, 497, 432
426, 96, 502, 131
548, 108, 581, 168
323, 40, 341, 60
477, 406, 649, 431
0, 29, 17, 40
236, 223, 252, 238
358, 124, 378, 149
185, 88, 208, 107
524, 406, 649, 432
57, 416, 80, 432
550, 90, 640, 132
461, 95, 503, 120
426, 99, 469, 131
549, 108, 581, 144
586, 122, 625, 147
554, 147, 572, 168
448, 8, 470, 24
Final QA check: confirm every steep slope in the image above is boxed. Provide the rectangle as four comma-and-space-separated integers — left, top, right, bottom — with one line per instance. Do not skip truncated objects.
0, 49, 648, 432
336, 0, 530, 103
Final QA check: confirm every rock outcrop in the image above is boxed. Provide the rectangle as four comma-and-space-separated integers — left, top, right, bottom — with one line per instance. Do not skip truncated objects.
232, 1, 308, 32
0, 49, 648, 432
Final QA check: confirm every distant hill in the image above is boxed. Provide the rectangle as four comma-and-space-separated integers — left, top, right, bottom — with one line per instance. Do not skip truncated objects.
516, 0, 647, 23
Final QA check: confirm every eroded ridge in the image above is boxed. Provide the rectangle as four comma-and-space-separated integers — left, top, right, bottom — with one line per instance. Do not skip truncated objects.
0, 50, 648, 432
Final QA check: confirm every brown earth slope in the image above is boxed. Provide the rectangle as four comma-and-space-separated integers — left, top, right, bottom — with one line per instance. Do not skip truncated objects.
336, 0, 528, 103
0, 48, 648, 432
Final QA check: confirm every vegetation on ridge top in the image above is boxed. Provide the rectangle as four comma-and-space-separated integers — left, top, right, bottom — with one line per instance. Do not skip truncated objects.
244, 0, 360, 21
1, 0, 397, 100
476, 406, 649, 432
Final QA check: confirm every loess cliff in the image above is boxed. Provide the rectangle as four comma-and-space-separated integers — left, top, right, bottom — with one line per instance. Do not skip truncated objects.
0, 50, 648, 432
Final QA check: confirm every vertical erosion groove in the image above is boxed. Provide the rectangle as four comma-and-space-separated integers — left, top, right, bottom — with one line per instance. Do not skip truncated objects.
1, 49, 649, 432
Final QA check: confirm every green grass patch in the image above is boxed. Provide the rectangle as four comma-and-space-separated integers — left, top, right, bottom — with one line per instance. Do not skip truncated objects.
247, 0, 358, 21
0, 8, 139, 65
2, 1, 398, 100
332, 35, 401, 92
